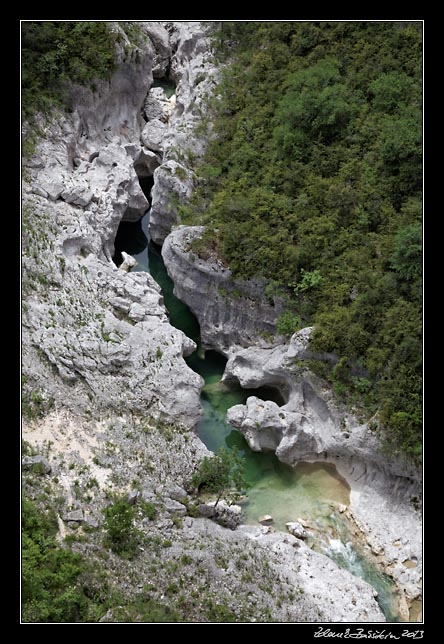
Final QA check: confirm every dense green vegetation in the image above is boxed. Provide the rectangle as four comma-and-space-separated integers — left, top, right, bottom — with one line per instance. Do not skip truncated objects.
184, 22, 422, 460
22, 497, 90, 622
22, 496, 181, 622
21, 22, 117, 121
103, 496, 139, 558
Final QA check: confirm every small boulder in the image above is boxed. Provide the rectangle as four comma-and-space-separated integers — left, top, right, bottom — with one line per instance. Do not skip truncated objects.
198, 500, 242, 529
261, 525, 275, 534
127, 489, 140, 505
22, 455, 52, 475
41, 181, 64, 201
166, 485, 188, 502
84, 515, 99, 529
64, 509, 84, 523
164, 498, 187, 516
259, 515, 273, 526
286, 521, 308, 540
31, 186, 49, 198
119, 252, 137, 273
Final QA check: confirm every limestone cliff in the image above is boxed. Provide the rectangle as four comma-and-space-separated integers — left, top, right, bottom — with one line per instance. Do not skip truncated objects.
22, 23, 202, 429
144, 22, 219, 245
162, 226, 281, 353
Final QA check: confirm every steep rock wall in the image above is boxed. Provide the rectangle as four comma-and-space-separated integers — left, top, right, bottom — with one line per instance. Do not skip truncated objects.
162, 226, 281, 353
144, 22, 219, 245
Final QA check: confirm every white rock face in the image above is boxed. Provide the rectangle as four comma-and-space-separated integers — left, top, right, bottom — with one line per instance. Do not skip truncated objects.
162, 226, 281, 352
238, 526, 385, 622
150, 164, 194, 245
22, 23, 203, 429
224, 329, 418, 477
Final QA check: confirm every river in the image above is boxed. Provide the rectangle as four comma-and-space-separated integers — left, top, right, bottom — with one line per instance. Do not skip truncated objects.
114, 213, 401, 622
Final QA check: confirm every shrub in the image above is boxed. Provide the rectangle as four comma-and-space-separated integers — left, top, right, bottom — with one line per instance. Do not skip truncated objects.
103, 497, 138, 558
191, 446, 246, 506
22, 498, 89, 622
141, 501, 157, 520
22, 22, 117, 121
276, 311, 301, 337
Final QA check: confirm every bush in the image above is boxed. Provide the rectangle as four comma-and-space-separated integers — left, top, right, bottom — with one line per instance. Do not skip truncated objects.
22, 22, 117, 121
141, 501, 157, 520
390, 223, 422, 281
103, 497, 138, 558
191, 446, 246, 506
276, 311, 301, 337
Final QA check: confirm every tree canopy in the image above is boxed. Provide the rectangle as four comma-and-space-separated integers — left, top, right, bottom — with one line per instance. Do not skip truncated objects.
21, 21, 117, 120
184, 21, 422, 461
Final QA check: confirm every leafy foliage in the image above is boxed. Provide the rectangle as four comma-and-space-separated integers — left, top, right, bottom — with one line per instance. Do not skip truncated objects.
22, 496, 185, 622
186, 22, 422, 460
22, 498, 89, 622
21, 21, 117, 120
192, 446, 246, 505
276, 311, 301, 336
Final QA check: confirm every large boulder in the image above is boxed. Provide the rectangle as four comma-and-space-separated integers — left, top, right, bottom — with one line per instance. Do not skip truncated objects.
144, 87, 174, 123
197, 500, 242, 530
141, 118, 167, 152
286, 521, 308, 540
22, 455, 52, 474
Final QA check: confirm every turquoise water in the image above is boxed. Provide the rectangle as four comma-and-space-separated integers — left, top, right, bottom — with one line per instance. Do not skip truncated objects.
152, 78, 176, 99
117, 217, 400, 621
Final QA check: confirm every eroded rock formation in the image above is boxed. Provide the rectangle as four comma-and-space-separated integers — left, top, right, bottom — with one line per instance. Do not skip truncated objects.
223, 328, 422, 614
22, 23, 203, 428
162, 226, 281, 352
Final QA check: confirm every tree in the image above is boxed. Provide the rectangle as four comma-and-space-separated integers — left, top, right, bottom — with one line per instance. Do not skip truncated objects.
191, 447, 246, 506
185, 21, 422, 462
273, 58, 361, 160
